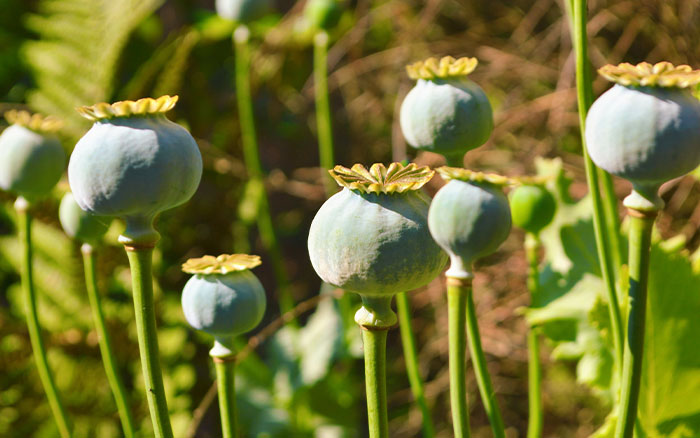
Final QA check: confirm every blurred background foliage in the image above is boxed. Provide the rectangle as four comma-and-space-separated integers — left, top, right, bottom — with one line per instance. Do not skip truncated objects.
2, 0, 700, 437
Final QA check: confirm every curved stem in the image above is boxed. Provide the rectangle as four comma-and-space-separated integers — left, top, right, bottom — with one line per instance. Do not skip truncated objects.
82, 245, 135, 438
463, 281, 506, 438
525, 234, 542, 438
615, 212, 654, 438
233, 25, 294, 318
313, 31, 336, 196
571, 0, 624, 369
16, 199, 72, 438
395, 292, 435, 438
362, 327, 389, 438
447, 281, 471, 438
215, 359, 238, 438
125, 247, 173, 438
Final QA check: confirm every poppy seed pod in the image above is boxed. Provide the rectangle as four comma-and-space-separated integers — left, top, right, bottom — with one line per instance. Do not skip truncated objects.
585, 62, 700, 210
181, 254, 266, 358
216, 0, 271, 23
400, 57, 493, 163
509, 183, 556, 236
0, 111, 65, 201
308, 163, 447, 327
68, 96, 202, 245
428, 168, 512, 279
59, 192, 111, 245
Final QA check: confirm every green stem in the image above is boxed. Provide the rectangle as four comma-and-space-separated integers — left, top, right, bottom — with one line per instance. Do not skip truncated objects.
445, 154, 464, 168
463, 280, 507, 438
527, 329, 543, 438
571, 0, 624, 369
233, 25, 294, 317
313, 31, 336, 196
615, 212, 654, 438
215, 359, 238, 438
525, 234, 542, 438
16, 198, 72, 438
125, 246, 173, 438
362, 327, 389, 438
82, 244, 135, 438
447, 282, 471, 438
395, 292, 435, 438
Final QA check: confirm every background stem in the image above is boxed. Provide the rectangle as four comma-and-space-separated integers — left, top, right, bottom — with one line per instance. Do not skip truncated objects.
233, 25, 295, 317
16, 199, 72, 438
447, 282, 471, 438
125, 247, 173, 438
82, 245, 135, 438
615, 213, 654, 438
464, 283, 506, 438
570, 0, 624, 368
313, 31, 336, 196
395, 292, 435, 438
362, 327, 389, 438
215, 360, 238, 438
525, 234, 542, 438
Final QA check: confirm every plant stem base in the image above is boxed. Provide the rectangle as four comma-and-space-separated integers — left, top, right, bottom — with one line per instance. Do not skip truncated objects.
125, 246, 173, 438
17, 200, 72, 438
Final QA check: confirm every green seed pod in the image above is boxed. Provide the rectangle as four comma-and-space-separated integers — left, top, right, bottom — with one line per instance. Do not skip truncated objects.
68, 96, 202, 245
216, 0, 271, 23
308, 163, 447, 327
428, 168, 512, 279
181, 254, 266, 358
0, 111, 65, 201
509, 184, 556, 236
59, 192, 111, 245
400, 57, 493, 163
585, 62, 700, 211
304, 0, 343, 31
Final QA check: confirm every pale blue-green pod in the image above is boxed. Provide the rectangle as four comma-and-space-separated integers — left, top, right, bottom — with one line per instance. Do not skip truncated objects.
59, 192, 111, 245
585, 62, 700, 211
0, 111, 65, 201
307, 163, 447, 327
68, 96, 202, 245
400, 57, 493, 164
181, 254, 266, 358
428, 169, 512, 279
216, 0, 271, 23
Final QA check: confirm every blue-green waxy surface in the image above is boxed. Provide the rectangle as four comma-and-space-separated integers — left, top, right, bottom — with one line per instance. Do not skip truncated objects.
59, 192, 111, 245
509, 184, 556, 236
216, 0, 271, 23
0, 125, 65, 200
68, 115, 202, 223
586, 84, 700, 192
307, 187, 447, 297
428, 180, 511, 278
182, 271, 266, 338
400, 78, 493, 159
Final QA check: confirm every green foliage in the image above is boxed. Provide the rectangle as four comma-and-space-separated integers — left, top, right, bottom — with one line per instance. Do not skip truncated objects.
530, 159, 700, 437
22, 0, 164, 138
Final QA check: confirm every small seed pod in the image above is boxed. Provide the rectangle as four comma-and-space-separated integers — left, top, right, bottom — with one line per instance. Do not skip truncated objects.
428, 168, 512, 279
585, 62, 700, 211
59, 192, 111, 245
400, 57, 493, 163
68, 96, 202, 245
509, 183, 556, 236
308, 163, 447, 327
0, 111, 65, 201
216, 0, 271, 23
304, 0, 343, 31
181, 254, 266, 358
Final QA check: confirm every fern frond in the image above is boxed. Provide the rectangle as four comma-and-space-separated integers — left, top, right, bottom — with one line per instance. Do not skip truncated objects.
22, 0, 164, 140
